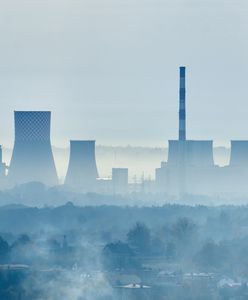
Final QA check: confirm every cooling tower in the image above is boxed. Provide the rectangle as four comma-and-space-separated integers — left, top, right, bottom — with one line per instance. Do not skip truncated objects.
8, 111, 58, 186
0, 146, 6, 179
229, 141, 248, 166
64, 140, 99, 190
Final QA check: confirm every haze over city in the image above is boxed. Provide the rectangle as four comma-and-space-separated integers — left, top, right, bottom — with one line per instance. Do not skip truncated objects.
1, 1, 248, 300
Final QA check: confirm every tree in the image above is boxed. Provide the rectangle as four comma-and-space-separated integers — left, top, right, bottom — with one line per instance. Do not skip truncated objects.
127, 222, 151, 255
13, 234, 31, 247
171, 217, 197, 242
11, 234, 32, 264
0, 236, 10, 262
194, 240, 230, 271
102, 241, 138, 270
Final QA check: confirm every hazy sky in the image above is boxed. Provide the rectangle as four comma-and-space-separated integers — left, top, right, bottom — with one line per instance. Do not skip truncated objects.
0, 0, 247, 147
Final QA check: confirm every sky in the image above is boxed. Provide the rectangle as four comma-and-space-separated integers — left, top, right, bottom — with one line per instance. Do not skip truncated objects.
0, 0, 247, 148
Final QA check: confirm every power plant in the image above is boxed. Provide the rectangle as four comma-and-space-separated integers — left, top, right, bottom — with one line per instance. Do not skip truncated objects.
64, 140, 99, 191
156, 67, 216, 195
112, 168, 128, 195
155, 67, 248, 196
8, 111, 58, 187
1, 67, 248, 198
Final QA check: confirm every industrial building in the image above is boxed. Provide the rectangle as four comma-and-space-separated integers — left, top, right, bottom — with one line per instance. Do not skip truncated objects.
155, 67, 248, 196
0, 67, 248, 197
112, 168, 129, 194
155, 67, 216, 195
8, 111, 58, 187
64, 140, 99, 191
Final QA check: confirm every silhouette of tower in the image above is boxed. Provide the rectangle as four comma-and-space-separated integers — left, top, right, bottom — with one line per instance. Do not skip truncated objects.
64, 140, 99, 190
156, 67, 215, 195
0, 146, 6, 178
230, 141, 248, 166
179, 66, 186, 141
112, 168, 128, 194
167, 66, 214, 169
8, 111, 58, 186
0, 146, 7, 189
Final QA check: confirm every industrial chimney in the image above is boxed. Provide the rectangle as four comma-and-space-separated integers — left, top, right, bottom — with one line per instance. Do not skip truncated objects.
179, 66, 186, 141
64, 140, 99, 191
8, 111, 58, 186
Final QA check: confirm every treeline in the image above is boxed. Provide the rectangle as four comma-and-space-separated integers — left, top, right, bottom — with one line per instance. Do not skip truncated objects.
0, 201, 246, 234
0, 203, 247, 275
102, 219, 248, 277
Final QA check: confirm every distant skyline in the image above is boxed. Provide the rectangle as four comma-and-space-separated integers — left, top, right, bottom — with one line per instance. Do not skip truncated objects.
0, 0, 247, 147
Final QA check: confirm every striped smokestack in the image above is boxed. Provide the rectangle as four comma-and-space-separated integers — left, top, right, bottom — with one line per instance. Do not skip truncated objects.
179, 66, 186, 141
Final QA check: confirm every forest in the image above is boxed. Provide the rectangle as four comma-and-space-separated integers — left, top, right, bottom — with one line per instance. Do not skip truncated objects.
0, 202, 247, 299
